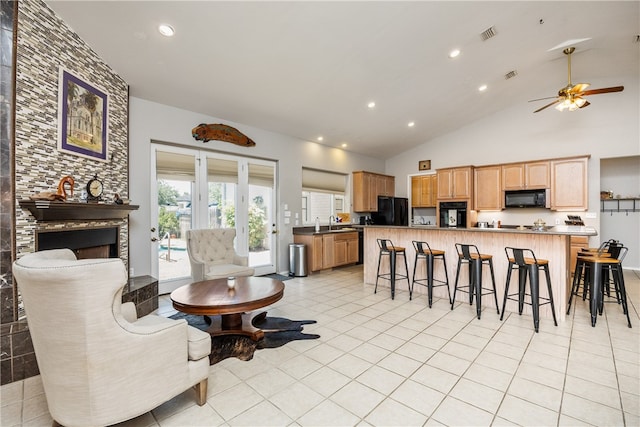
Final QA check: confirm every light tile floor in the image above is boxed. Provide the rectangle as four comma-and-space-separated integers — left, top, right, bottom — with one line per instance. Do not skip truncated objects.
2, 267, 639, 426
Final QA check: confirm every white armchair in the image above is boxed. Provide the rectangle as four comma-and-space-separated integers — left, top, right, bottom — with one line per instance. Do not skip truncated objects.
187, 228, 255, 281
12, 249, 211, 427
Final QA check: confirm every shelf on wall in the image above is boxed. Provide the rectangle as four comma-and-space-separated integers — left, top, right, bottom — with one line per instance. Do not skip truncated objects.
19, 200, 139, 221
600, 198, 640, 213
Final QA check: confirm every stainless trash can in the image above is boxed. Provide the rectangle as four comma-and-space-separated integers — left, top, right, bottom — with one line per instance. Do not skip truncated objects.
289, 243, 308, 277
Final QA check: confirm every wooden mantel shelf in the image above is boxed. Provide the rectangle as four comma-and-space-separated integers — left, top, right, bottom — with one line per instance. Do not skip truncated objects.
19, 200, 139, 221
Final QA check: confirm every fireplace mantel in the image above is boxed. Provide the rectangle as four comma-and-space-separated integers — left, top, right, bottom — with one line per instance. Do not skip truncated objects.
19, 200, 139, 221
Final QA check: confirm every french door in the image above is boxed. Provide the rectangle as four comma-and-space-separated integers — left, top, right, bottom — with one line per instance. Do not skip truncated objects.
151, 144, 277, 293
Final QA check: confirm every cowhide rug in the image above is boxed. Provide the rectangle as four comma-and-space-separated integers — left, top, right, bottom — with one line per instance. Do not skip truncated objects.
169, 312, 319, 364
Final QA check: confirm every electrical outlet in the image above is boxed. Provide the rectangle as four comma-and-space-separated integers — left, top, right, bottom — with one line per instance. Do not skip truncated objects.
555, 218, 561, 225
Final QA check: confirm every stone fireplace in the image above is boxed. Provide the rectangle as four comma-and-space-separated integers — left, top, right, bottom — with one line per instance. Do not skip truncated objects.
0, 0, 144, 385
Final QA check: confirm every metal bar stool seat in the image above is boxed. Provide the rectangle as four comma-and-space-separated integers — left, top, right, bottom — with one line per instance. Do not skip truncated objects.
411, 241, 451, 307
375, 238, 410, 300
501, 247, 558, 332
452, 243, 499, 319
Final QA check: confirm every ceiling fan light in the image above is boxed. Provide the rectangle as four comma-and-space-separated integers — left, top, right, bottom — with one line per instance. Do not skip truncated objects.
574, 97, 587, 107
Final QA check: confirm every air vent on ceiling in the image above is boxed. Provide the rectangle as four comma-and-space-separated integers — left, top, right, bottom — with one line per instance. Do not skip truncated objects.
504, 70, 518, 80
480, 26, 497, 41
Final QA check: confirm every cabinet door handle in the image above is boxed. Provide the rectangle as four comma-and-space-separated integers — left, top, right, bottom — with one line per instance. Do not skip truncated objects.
151, 237, 158, 242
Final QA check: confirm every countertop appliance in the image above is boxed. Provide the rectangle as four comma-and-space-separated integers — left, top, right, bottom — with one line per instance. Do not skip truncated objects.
371, 196, 409, 226
504, 189, 549, 208
439, 201, 468, 228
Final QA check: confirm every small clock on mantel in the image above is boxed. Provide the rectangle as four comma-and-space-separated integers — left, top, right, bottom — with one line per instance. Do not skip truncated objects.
86, 174, 104, 203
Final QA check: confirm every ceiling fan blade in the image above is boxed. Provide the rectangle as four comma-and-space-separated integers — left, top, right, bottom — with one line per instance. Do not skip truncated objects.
533, 99, 561, 113
568, 83, 590, 94
579, 100, 591, 109
580, 86, 624, 96
528, 96, 558, 102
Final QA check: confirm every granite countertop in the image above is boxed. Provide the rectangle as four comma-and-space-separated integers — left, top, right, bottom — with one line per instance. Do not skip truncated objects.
364, 224, 597, 236
293, 225, 363, 235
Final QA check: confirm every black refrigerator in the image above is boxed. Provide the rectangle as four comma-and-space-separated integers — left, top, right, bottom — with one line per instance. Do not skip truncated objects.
371, 196, 409, 226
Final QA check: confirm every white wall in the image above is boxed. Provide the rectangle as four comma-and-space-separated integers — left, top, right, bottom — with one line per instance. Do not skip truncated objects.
386, 77, 640, 264
600, 156, 640, 269
128, 98, 385, 277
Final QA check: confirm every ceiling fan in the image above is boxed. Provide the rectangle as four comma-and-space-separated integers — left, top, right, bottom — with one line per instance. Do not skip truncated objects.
530, 47, 624, 113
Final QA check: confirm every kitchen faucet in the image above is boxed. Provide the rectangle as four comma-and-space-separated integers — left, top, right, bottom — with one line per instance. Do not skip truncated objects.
329, 215, 335, 230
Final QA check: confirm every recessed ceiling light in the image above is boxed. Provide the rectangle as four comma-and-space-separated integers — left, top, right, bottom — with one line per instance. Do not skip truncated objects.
158, 24, 175, 37
478, 85, 488, 92
341, 143, 348, 148
408, 122, 415, 127
317, 136, 324, 142
448, 49, 460, 58
367, 101, 376, 109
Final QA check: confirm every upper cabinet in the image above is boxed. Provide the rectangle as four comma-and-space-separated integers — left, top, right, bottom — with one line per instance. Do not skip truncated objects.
437, 166, 473, 200
474, 166, 502, 211
411, 175, 437, 208
353, 171, 395, 212
551, 156, 589, 211
502, 161, 550, 190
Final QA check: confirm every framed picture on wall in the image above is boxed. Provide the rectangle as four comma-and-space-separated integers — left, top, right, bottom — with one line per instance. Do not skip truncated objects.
57, 68, 109, 162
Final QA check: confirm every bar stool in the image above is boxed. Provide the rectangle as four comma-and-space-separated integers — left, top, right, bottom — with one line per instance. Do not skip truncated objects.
569, 246, 631, 328
569, 240, 621, 308
501, 247, 558, 332
411, 240, 451, 307
375, 238, 409, 300
452, 243, 499, 319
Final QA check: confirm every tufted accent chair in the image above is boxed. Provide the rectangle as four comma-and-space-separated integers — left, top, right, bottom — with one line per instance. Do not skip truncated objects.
12, 249, 211, 427
186, 228, 255, 281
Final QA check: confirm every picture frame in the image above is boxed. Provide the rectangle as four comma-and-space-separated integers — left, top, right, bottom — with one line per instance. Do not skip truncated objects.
57, 68, 109, 162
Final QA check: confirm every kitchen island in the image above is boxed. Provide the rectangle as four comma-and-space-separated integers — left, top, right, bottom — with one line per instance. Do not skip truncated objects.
364, 225, 597, 322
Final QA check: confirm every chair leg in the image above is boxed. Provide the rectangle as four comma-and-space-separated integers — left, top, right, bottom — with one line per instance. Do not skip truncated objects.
452, 258, 462, 310
543, 265, 558, 326
614, 266, 632, 328
518, 266, 527, 314
500, 263, 514, 321
194, 379, 208, 406
473, 259, 482, 319
375, 251, 383, 294
426, 254, 434, 308
528, 265, 540, 333
488, 259, 499, 314
403, 252, 410, 296
441, 254, 452, 304
410, 254, 419, 300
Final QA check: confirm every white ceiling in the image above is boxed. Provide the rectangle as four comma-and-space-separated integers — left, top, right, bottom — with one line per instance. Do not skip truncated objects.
46, 1, 640, 159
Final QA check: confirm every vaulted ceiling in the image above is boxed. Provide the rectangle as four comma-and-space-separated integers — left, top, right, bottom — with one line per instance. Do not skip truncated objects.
47, 1, 639, 159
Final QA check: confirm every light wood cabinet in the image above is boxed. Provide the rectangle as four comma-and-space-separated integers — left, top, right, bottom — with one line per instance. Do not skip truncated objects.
353, 171, 395, 212
502, 161, 550, 190
570, 236, 589, 276
411, 175, 437, 208
293, 231, 359, 272
551, 157, 588, 211
474, 166, 502, 211
322, 234, 335, 269
437, 166, 473, 200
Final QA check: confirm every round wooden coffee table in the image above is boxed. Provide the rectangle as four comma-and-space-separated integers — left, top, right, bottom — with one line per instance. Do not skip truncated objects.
170, 276, 285, 341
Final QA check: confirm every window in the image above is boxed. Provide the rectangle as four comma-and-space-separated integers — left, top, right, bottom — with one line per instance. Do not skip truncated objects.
301, 168, 347, 224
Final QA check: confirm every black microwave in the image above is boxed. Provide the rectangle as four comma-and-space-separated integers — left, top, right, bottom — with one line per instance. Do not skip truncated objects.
504, 189, 549, 208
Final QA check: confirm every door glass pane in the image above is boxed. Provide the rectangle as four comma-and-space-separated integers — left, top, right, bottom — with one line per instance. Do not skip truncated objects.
207, 158, 238, 229
156, 151, 194, 282
248, 163, 274, 268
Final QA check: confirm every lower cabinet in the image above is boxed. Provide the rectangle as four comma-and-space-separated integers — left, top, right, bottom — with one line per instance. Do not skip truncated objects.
294, 232, 359, 272
570, 236, 589, 275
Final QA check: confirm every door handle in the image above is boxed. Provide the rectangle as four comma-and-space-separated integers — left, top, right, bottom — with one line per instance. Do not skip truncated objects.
151, 237, 158, 242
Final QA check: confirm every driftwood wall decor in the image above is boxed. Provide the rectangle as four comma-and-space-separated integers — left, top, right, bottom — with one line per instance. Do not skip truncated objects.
192, 123, 256, 147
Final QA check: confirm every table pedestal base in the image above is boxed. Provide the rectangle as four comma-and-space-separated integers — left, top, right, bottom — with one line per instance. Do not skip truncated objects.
203, 311, 267, 341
